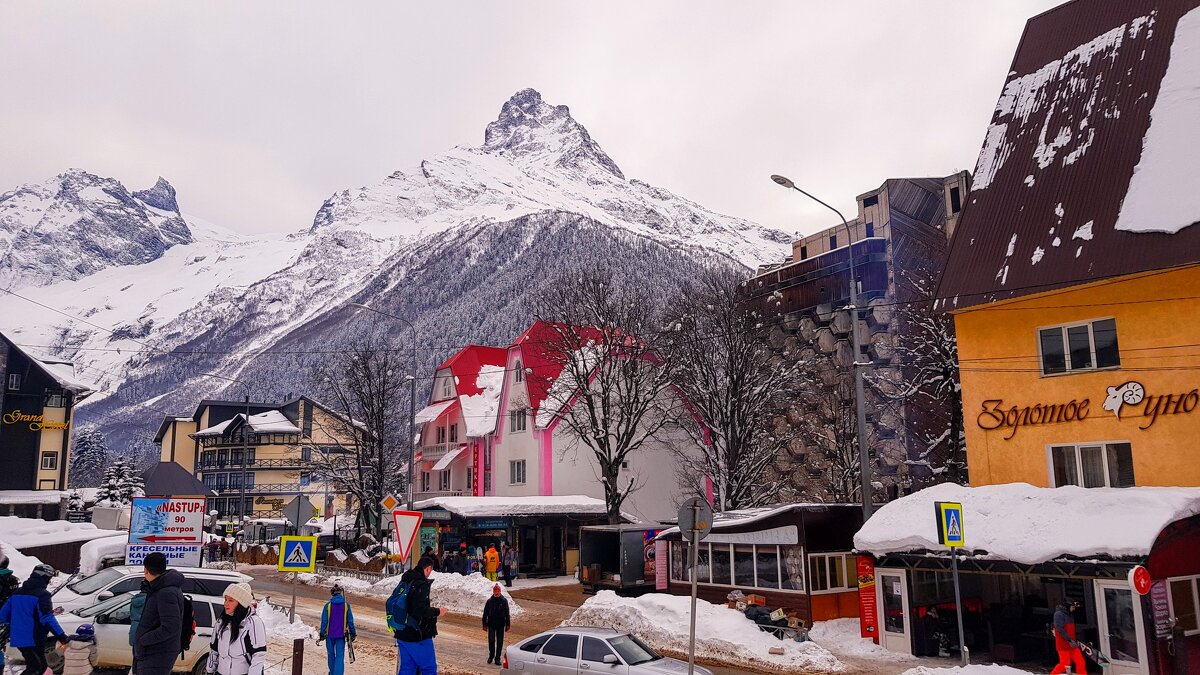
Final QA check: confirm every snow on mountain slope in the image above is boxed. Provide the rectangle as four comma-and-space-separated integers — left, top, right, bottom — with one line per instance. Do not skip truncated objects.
0, 170, 193, 289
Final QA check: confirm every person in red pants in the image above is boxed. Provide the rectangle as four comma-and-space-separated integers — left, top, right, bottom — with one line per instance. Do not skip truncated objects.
1051, 600, 1087, 674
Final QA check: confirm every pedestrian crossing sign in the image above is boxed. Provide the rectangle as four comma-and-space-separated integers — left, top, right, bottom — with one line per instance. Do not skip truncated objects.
934, 501, 965, 548
278, 535, 318, 573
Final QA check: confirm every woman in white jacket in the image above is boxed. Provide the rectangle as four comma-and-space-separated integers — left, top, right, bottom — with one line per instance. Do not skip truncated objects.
206, 582, 268, 675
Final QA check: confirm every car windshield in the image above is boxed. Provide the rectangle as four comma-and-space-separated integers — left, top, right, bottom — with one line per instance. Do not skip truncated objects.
74, 593, 133, 618
66, 568, 125, 595
609, 634, 660, 665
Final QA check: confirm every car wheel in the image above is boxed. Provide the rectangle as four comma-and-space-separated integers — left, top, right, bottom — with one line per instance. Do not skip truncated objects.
192, 658, 209, 675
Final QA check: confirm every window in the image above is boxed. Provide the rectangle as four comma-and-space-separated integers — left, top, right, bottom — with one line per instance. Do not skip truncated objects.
865, 222, 874, 238
449, 424, 458, 443
439, 377, 453, 400
520, 634, 552, 653
229, 473, 242, 489
541, 634, 579, 659
808, 552, 858, 593
782, 546, 805, 591
509, 410, 527, 433
7, 374, 20, 391
863, 194, 879, 208
733, 546, 754, 586
950, 186, 962, 214
436, 426, 447, 444
756, 547, 780, 589
203, 474, 217, 488
300, 472, 311, 487
711, 545, 731, 585
45, 392, 64, 408
581, 636, 616, 663
421, 472, 431, 493
215, 474, 228, 490
1038, 318, 1120, 375
217, 449, 229, 466
799, 245, 808, 260
1050, 442, 1135, 488
673, 543, 797, 592
40, 452, 58, 471
467, 467, 474, 491
438, 470, 450, 491
301, 447, 311, 462
828, 234, 838, 249
509, 460, 526, 485
1169, 576, 1200, 635
514, 360, 524, 383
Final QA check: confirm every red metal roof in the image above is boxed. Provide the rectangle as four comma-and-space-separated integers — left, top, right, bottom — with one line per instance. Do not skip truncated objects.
509, 320, 606, 416
436, 345, 508, 397
937, 0, 1200, 310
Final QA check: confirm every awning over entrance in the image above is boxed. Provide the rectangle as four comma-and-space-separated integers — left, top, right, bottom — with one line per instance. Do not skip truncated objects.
414, 399, 457, 425
431, 445, 466, 471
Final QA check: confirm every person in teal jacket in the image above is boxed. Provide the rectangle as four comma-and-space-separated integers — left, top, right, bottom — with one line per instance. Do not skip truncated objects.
318, 585, 356, 675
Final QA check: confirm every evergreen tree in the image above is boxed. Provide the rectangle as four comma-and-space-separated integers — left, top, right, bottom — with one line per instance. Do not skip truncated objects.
94, 459, 144, 507
67, 490, 84, 511
69, 424, 110, 487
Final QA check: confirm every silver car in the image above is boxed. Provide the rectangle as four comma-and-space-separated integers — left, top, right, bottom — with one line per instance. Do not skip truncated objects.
503, 626, 714, 674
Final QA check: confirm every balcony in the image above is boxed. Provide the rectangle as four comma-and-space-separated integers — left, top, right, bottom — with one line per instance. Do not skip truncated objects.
419, 444, 456, 462
198, 457, 307, 471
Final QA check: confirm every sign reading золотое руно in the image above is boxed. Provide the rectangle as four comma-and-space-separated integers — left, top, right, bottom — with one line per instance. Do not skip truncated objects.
977, 379, 1200, 438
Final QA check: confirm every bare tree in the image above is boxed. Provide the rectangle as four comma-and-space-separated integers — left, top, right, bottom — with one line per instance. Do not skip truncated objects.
661, 267, 798, 511
534, 266, 678, 524
307, 321, 410, 539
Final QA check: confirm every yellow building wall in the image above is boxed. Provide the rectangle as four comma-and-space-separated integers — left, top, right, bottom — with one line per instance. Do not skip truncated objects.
36, 406, 68, 489
160, 421, 199, 470
955, 265, 1200, 488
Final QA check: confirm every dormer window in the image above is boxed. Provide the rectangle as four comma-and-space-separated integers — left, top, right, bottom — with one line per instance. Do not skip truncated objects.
439, 376, 453, 400
514, 360, 524, 383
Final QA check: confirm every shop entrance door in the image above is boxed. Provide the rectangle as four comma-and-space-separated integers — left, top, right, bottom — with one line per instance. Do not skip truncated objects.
876, 569, 911, 654
1094, 579, 1148, 675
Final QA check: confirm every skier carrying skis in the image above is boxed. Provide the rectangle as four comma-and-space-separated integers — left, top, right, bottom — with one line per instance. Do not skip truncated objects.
1050, 600, 1087, 675
319, 584, 356, 675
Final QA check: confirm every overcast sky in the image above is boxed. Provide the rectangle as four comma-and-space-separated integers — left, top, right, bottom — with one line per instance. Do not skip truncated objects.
1, 1, 1062, 237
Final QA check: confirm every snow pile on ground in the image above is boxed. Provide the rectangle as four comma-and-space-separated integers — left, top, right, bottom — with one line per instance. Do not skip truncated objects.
900, 666, 1033, 675
565, 591, 843, 673
809, 618, 915, 661
0, 540, 45, 580
258, 602, 315, 640
79, 535, 128, 574
855, 482, 1200, 564
0, 516, 122, 549
297, 570, 523, 616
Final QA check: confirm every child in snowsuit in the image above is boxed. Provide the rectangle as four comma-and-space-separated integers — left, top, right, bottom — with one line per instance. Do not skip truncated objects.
62, 623, 99, 675
319, 585, 357, 675
481, 584, 510, 665
0, 564, 69, 675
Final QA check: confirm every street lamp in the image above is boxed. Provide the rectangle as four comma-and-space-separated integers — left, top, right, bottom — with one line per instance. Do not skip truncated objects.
201, 372, 253, 567
348, 303, 419, 514
770, 174, 874, 519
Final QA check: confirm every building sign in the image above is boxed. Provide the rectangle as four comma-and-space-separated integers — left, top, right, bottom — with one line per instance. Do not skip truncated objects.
126, 544, 202, 567
419, 526, 439, 556
857, 555, 878, 640
471, 518, 510, 530
255, 496, 286, 510
655, 540, 668, 591
704, 525, 799, 546
420, 509, 452, 521
129, 497, 206, 545
2, 411, 68, 431
977, 379, 1200, 439
1150, 580, 1172, 639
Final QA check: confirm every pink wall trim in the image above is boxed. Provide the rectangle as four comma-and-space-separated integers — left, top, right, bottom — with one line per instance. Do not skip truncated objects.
539, 428, 554, 495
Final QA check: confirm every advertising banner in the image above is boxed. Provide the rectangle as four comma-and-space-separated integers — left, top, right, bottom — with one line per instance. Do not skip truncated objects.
129, 497, 207, 545
857, 555, 878, 640
126, 544, 202, 568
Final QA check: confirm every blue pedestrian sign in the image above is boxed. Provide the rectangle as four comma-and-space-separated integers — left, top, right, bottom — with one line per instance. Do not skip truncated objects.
278, 535, 317, 573
934, 501, 965, 548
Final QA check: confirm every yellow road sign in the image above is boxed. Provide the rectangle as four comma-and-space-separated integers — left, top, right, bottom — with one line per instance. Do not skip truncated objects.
934, 501, 965, 548
279, 535, 318, 573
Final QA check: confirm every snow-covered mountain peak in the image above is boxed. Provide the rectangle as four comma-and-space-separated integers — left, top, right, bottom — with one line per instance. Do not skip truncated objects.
132, 177, 181, 214
483, 88, 624, 179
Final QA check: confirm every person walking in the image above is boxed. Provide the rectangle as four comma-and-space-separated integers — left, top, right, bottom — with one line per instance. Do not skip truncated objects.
319, 585, 357, 675
128, 578, 149, 675
423, 548, 440, 572
0, 554, 21, 667
483, 544, 500, 582
501, 545, 518, 588
456, 544, 470, 575
0, 563, 69, 675
133, 552, 185, 675
1050, 600, 1087, 675
392, 556, 446, 675
62, 623, 99, 675
206, 582, 267, 675
481, 584, 510, 666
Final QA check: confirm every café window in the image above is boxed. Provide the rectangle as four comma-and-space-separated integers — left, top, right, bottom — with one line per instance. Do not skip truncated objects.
509, 460, 526, 485
509, 410, 527, 433
808, 552, 858, 593
1038, 318, 1120, 375
1168, 575, 1200, 635
670, 542, 805, 593
1050, 442, 1135, 488
40, 452, 58, 471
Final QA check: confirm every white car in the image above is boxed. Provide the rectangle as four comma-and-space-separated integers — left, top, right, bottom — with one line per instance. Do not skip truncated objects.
503, 626, 715, 674
52, 565, 249, 613
9, 591, 221, 675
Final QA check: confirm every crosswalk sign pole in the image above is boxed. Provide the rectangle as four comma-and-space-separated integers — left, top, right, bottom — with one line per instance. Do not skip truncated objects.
934, 502, 969, 666
290, 571, 298, 624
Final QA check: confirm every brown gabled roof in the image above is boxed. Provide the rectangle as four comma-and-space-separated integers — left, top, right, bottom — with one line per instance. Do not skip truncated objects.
937, 0, 1200, 310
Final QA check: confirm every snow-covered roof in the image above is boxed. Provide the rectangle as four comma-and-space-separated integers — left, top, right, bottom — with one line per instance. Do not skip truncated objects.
0, 489, 97, 505
656, 502, 856, 539
1, 336, 95, 396
0, 516, 123, 549
413, 495, 612, 518
459, 363, 505, 437
414, 399, 456, 425
193, 410, 300, 437
854, 482, 1200, 565
431, 446, 466, 472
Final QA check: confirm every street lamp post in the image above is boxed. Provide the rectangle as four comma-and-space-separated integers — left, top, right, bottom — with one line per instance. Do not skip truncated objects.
770, 174, 874, 519
348, 303, 419, 559
201, 373, 253, 568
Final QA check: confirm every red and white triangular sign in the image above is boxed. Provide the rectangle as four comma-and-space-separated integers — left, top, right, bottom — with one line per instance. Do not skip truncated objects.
392, 510, 423, 560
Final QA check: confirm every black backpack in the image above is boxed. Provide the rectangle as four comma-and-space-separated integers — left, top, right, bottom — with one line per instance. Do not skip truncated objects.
179, 595, 196, 657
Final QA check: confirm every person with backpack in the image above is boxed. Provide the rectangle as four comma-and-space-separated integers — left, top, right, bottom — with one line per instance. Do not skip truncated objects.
481, 584, 510, 665
0, 554, 21, 668
62, 623, 99, 675
133, 552, 185, 675
319, 584, 356, 675
501, 545, 518, 588
388, 556, 446, 675
206, 582, 267, 675
0, 563, 69, 675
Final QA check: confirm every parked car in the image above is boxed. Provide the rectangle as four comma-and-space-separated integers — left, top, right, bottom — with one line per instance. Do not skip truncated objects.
503, 626, 714, 674
52, 565, 250, 613
7, 591, 220, 675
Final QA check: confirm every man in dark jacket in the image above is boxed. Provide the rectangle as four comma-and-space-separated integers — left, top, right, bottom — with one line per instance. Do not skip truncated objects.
0, 563, 68, 675
133, 552, 185, 675
395, 557, 446, 675
481, 584, 511, 665
0, 554, 20, 654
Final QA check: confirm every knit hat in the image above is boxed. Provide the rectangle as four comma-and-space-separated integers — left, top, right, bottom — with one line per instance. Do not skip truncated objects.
492, 584, 501, 596
224, 582, 254, 608
331, 584, 344, 597
31, 563, 55, 579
